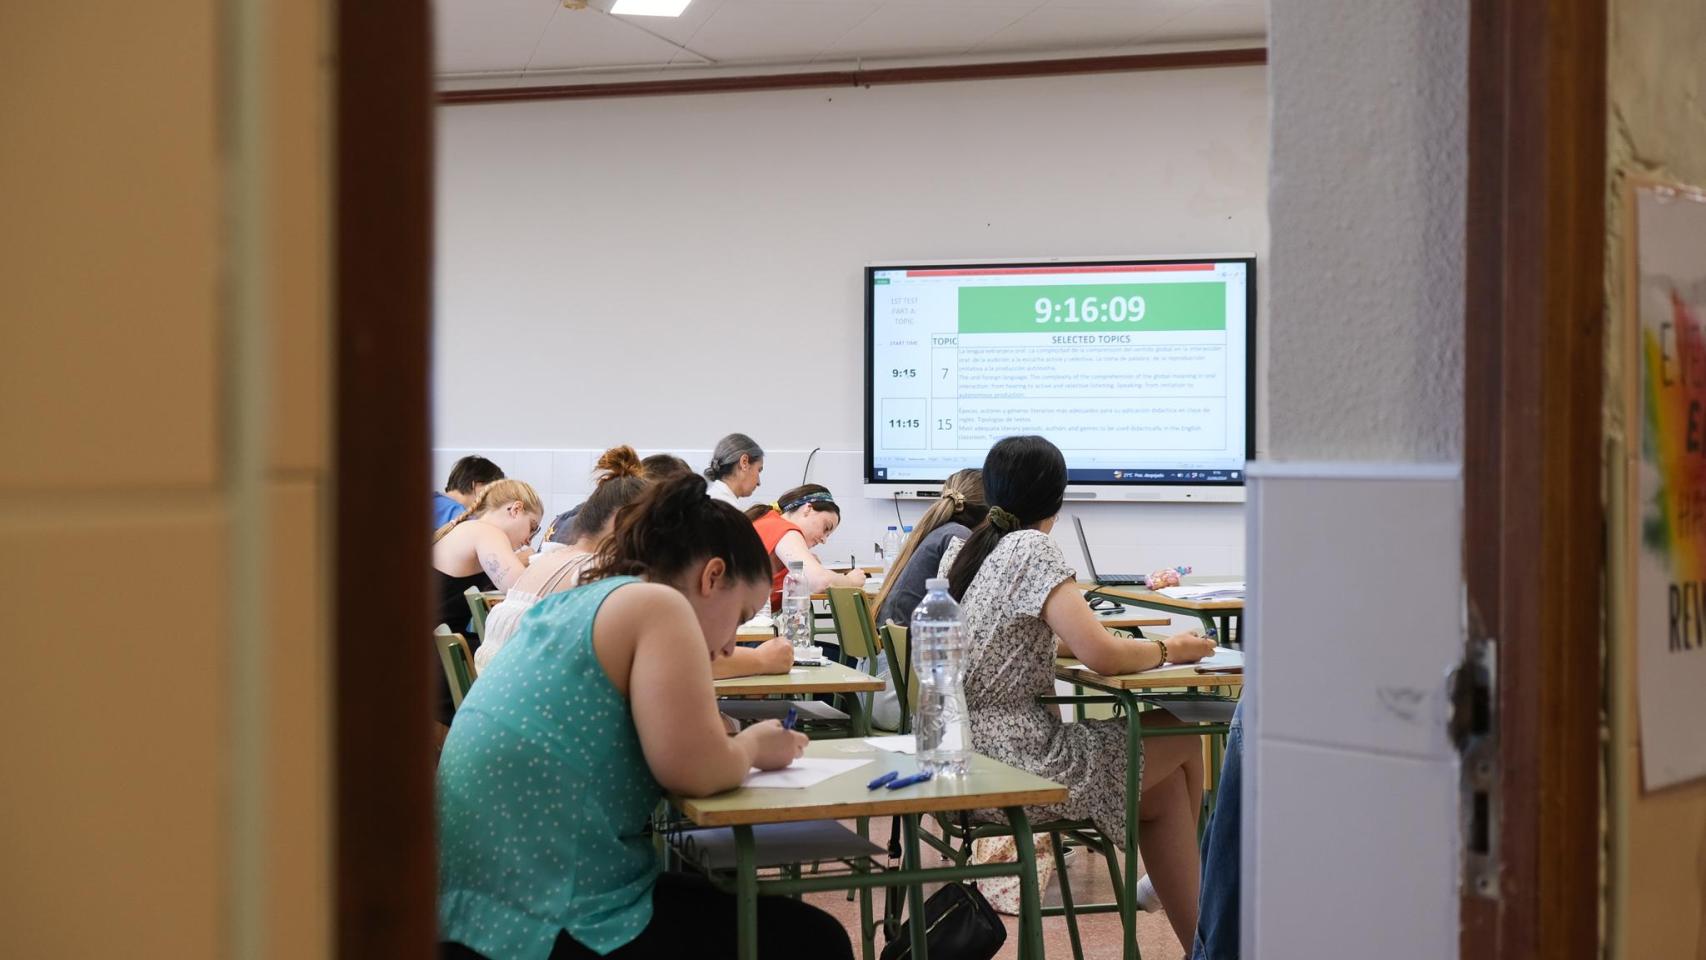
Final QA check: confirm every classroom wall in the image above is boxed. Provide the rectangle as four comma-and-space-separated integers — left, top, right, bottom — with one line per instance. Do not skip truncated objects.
0, 3, 332, 957
1265, 3, 1464, 461
1604, 0, 1706, 955
434, 66, 1268, 582
1247, 2, 1466, 956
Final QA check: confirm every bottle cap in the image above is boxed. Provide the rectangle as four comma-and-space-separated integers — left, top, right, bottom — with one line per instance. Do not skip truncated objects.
925, 577, 949, 591
788, 560, 805, 571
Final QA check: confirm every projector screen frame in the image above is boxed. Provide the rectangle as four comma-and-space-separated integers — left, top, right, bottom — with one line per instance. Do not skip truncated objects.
862, 253, 1256, 504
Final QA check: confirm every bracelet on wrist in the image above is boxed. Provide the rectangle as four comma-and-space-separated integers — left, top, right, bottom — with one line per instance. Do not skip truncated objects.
1153, 637, 1170, 664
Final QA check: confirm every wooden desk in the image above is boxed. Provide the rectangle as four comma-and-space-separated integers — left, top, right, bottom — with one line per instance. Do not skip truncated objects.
1053, 657, 1245, 691
716, 661, 884, 738
1045, 654, 1238, 960
671, 740, 1065, 960
1090, 608, 1172, 631
1086, 579, 1245, 646
735, 621, 775, 640
713, 661, 884, 698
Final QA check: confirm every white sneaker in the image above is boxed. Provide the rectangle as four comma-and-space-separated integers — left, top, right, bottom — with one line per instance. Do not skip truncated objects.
1134, 874, 1163, 913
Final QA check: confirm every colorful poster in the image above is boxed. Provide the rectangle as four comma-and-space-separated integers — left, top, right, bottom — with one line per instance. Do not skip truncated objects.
1632, 181, 1706, 791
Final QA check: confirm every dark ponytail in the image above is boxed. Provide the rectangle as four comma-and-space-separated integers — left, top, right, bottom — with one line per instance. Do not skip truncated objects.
945, 436, 1067, 601
584, 474, 771, 586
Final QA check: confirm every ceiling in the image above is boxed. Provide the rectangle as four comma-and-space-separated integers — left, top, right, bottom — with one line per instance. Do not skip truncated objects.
435, 0, 1267, 85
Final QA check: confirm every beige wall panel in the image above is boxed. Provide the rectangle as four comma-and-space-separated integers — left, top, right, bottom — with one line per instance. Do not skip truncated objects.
0, 4, 220, 489
264, 479, 331, 958
1607, 0, 1706, 956
0, 508, 228, 956
267, 0, 331, 475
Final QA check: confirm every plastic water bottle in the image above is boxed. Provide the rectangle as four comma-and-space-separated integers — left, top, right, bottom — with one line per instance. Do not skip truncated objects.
912, 577, 971, 778
779, 560, 817, 657
881, 525, 903, 573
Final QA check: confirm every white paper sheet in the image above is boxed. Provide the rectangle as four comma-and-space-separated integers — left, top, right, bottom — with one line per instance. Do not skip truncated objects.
1156, 581, 1246, 600
741, 756, 874, 789
863, 735, 918, 754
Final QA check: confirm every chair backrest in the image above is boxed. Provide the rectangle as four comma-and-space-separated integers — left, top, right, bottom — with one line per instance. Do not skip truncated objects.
825, 586, 881, 663
463, 585, 489, 639
435, 627, 478, 710
878, 624, 915, 735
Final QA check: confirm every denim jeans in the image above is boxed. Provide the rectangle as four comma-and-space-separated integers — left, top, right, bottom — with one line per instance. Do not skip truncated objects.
1192, 699, 1243, 960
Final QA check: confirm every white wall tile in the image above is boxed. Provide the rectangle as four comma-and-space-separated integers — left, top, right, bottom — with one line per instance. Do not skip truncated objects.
1247, 464, 1461, 761
1246, 740, 1459, 960
441, 446, 1246, 571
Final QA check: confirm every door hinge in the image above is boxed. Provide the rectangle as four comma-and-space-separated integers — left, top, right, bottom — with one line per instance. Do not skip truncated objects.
1449, 631, 1499, 900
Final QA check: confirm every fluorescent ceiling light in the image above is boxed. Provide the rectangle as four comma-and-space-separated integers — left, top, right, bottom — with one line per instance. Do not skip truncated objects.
610, 0, 693, 16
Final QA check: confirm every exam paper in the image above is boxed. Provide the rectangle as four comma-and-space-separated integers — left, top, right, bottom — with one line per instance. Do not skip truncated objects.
1156, 581, 1246, 600
741, 756, 874, 789
863, 735, 918, 754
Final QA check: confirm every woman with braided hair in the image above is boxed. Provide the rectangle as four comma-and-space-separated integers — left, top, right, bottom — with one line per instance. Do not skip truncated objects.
939, 436, 1216, 951
864, 468, 989, 729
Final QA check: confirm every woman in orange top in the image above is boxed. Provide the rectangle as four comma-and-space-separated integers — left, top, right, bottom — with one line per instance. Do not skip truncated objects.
746, 484, 867, 608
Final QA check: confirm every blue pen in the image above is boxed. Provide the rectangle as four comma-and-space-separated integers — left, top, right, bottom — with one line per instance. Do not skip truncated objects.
782, 706, 799, 731
885, 770, 934, 790
867, 770, 900, 790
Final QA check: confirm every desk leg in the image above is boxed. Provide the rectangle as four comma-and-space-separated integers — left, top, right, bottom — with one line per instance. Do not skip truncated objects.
902, 814, 929, 960
1121, 692, 1143, 960
1008, 807, 1044, 960
735, 825, 758, 960
847, 687, 870, 737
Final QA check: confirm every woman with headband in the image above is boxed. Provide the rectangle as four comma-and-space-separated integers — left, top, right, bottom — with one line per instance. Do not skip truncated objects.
745, 484, 867, 610
703, 433, 765, 506
938, 436, 1215, 950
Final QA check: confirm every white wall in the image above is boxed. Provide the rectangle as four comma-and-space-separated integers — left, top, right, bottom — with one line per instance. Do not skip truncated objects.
434, 66, 1267, 606
1248, 2, 1466, 957
1265, 3, 1464, 460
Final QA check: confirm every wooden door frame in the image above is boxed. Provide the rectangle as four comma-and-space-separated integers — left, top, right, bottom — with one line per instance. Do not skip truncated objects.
1463, 2, 1606, 958
334, 1, 437, 956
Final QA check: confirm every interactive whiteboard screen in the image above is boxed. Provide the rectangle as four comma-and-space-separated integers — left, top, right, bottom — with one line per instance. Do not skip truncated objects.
865, 257, 1254, 500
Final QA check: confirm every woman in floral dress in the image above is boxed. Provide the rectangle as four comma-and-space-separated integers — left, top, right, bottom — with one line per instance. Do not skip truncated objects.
940, 436, 1216, 951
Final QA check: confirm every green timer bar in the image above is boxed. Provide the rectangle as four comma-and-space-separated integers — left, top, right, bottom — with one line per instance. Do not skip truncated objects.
958, 282, 1227, 333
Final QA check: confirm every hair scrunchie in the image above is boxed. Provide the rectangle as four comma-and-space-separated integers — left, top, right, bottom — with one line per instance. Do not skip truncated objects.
944, 489, 966, 509
988, 506, 1019, 532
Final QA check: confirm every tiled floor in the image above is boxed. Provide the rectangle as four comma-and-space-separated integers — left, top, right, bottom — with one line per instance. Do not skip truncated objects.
802, 831, 1187, 960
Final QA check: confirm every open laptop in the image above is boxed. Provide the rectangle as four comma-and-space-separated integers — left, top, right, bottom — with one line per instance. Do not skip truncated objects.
1072, 516, 1148, 587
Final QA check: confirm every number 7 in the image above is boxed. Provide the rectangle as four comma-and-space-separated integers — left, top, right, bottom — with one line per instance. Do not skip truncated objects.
940, 368, 949, 380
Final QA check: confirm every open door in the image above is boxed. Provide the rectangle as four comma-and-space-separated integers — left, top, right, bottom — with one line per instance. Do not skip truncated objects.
1462, 2, 1605, 958
333, 1, 438, 956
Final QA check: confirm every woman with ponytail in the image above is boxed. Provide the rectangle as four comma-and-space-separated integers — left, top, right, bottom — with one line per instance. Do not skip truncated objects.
745, 483, 866, 609
431, 478, 542, 716
439, 474, 852, 960
480, 447, 793, 679
864, 469, 988, 729
938, 436, 1216, 951
476, 447, 646, 669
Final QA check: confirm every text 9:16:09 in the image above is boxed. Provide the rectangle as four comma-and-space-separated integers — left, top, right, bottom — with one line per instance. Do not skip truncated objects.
1035, 295, 1146, 323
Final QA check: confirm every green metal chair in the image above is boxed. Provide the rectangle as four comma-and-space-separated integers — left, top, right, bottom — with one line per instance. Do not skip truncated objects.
434, 624, 477, 711
825, 586, 886, 722
462, 585, 490, 641
877, 626, 1176, 960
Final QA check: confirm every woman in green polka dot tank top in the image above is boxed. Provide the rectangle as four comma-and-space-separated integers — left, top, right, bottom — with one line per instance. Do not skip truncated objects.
438, 474, 854, 960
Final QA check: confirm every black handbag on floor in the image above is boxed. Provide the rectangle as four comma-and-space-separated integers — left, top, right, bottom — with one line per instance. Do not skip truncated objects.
879, 882, 1006, 960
